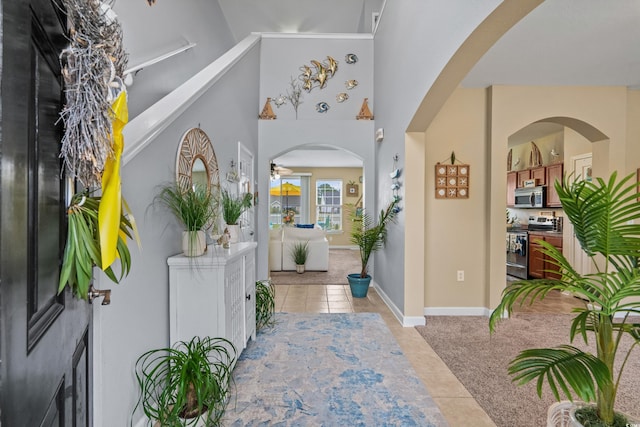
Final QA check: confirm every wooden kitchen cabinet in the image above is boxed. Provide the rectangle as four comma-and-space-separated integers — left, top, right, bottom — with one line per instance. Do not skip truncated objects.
517, 170, 531, 188
546, 164, 564, 207
531, 166, 546, 186
528, 233, 563, 279
507, 172, 517, 207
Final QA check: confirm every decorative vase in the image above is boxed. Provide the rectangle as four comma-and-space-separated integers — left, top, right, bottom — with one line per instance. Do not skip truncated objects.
182, 230, 206, 257
295, 264, 305, 274
347, 273, 371, 298
226, 224, 240, 243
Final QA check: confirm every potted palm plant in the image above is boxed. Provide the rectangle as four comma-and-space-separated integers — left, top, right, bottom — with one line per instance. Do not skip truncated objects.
347, 199, 399, 297
290, 241, 309, 273
155, 182, 217, 256
489, 172, 640, 427
220, 188, 252, 243
133, 336, 236, 426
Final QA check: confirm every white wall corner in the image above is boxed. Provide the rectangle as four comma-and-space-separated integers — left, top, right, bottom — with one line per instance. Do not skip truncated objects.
423, 307, 491, 317
373, 283, 424, 326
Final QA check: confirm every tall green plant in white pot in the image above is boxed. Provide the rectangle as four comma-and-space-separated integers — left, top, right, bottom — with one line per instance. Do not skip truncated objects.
347, 199, 399, 298
490, 172, 640, 427
290, 241, 309, 274
155, 182, 217, 256
220, 188, 252, 243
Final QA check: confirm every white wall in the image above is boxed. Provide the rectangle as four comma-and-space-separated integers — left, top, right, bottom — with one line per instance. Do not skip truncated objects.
255, 34, 375, 278
114, 0, 235, 118
94, 42, 260, 427
373, 0, 503, 315
259, 34, 374, 120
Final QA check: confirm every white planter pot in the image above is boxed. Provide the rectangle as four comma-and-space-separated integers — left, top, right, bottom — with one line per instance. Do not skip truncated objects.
295, 264, 305, 274
547, 401, 639, 427
182, 230, 206, 257
226, 224, 240, 243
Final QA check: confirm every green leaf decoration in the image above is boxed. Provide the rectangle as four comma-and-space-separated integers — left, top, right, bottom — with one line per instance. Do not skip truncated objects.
59, 190, 136, 300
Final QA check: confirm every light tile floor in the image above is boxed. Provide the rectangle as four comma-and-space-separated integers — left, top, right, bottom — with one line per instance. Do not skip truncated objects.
274, 284, 497, 427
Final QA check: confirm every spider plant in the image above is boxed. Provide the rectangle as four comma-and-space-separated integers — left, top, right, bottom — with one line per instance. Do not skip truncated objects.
256, 279, 276, 331
59, 190, 136, 299
489, 172, 640, 426
133, 336, 236, 426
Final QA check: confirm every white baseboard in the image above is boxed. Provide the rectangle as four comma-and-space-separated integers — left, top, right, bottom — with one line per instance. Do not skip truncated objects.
373, 283, 425, 326
424, 307, 491, 316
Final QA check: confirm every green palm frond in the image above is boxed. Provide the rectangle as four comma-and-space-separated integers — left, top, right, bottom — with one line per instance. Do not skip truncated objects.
509, 345, 611, 402
349, 199, 398, 277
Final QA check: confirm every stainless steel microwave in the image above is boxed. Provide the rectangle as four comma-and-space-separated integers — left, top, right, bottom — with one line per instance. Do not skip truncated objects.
514, 186, 546, 208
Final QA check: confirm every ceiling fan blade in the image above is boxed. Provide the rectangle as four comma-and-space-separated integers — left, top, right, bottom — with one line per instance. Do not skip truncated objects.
275, 166, 293, 175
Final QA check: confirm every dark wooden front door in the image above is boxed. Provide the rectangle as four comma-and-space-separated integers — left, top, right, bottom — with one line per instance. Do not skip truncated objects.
1, 1, 93, 425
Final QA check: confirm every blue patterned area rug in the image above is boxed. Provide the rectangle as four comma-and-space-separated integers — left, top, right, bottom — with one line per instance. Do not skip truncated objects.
224, 313, 448, 426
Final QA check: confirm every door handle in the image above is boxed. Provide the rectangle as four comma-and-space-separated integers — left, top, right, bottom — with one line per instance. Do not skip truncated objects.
88, 285, 111, 305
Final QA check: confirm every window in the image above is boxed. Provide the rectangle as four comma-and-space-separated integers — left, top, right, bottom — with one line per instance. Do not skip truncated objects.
269, 176, 309, 227
316, 180, 342, 231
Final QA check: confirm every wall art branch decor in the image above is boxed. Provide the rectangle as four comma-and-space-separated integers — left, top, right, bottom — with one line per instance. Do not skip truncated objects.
285, 77, 303, 119
435, 152, 469, 199
299, 56, 338, 93
59, 0, 128, 187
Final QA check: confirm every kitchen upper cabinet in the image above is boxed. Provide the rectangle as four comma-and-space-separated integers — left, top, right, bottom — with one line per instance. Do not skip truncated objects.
546, 164, 564, 207
531, 167, 546, 186
517, 170, 531, 188
528, 233, 563, 279
507, 172, 517, 207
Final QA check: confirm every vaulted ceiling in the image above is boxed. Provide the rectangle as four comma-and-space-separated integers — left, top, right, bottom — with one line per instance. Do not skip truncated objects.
220, 0, 640, 165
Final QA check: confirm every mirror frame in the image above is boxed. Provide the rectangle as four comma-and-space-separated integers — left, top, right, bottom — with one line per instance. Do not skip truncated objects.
176, 128, 220, 193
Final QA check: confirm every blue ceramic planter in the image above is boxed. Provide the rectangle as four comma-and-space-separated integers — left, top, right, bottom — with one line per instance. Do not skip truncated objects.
347, 274, 372, 298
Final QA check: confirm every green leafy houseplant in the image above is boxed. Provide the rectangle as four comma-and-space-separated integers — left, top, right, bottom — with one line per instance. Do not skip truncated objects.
489, 172, 640, 426
155, 182, 217, 232
155, 182, 217, 256
291, 241, 309, 266
220, 188, 252, 226
133, 336, 236, 426
59, 190, 136, 299
256, 279, 276, 331
350, 199, 399, 278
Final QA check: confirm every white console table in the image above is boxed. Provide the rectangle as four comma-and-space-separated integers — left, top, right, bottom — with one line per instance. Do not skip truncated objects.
167, 242, 257, 355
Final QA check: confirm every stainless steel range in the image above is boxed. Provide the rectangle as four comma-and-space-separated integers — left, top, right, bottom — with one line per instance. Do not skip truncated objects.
506, 230, 528, 279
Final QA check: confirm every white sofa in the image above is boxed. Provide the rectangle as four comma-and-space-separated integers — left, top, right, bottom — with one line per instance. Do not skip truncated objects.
269, 226, 329, 271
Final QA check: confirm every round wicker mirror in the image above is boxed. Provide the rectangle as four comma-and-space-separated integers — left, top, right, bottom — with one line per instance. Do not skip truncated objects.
176, 128, 220, 194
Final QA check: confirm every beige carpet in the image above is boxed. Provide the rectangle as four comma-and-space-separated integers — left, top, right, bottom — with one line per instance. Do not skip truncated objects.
416, 314, 640, 427
269, 248, 360, 285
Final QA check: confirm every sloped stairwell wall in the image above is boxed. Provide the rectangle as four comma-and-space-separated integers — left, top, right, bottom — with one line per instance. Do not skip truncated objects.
92, 4, 260, 424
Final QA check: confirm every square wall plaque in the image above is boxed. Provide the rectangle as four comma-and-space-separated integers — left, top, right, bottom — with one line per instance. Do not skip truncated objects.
435, 163, 469, 199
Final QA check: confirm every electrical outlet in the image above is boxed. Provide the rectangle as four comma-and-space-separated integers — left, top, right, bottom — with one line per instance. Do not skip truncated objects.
457, 270, 465, 282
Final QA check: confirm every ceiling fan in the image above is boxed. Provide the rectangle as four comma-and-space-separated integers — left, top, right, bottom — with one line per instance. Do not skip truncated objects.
270, 162, 293, 180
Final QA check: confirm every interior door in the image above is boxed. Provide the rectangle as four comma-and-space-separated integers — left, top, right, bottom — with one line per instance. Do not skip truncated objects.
0, 1, 93, 425
570, 153, 593, 276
